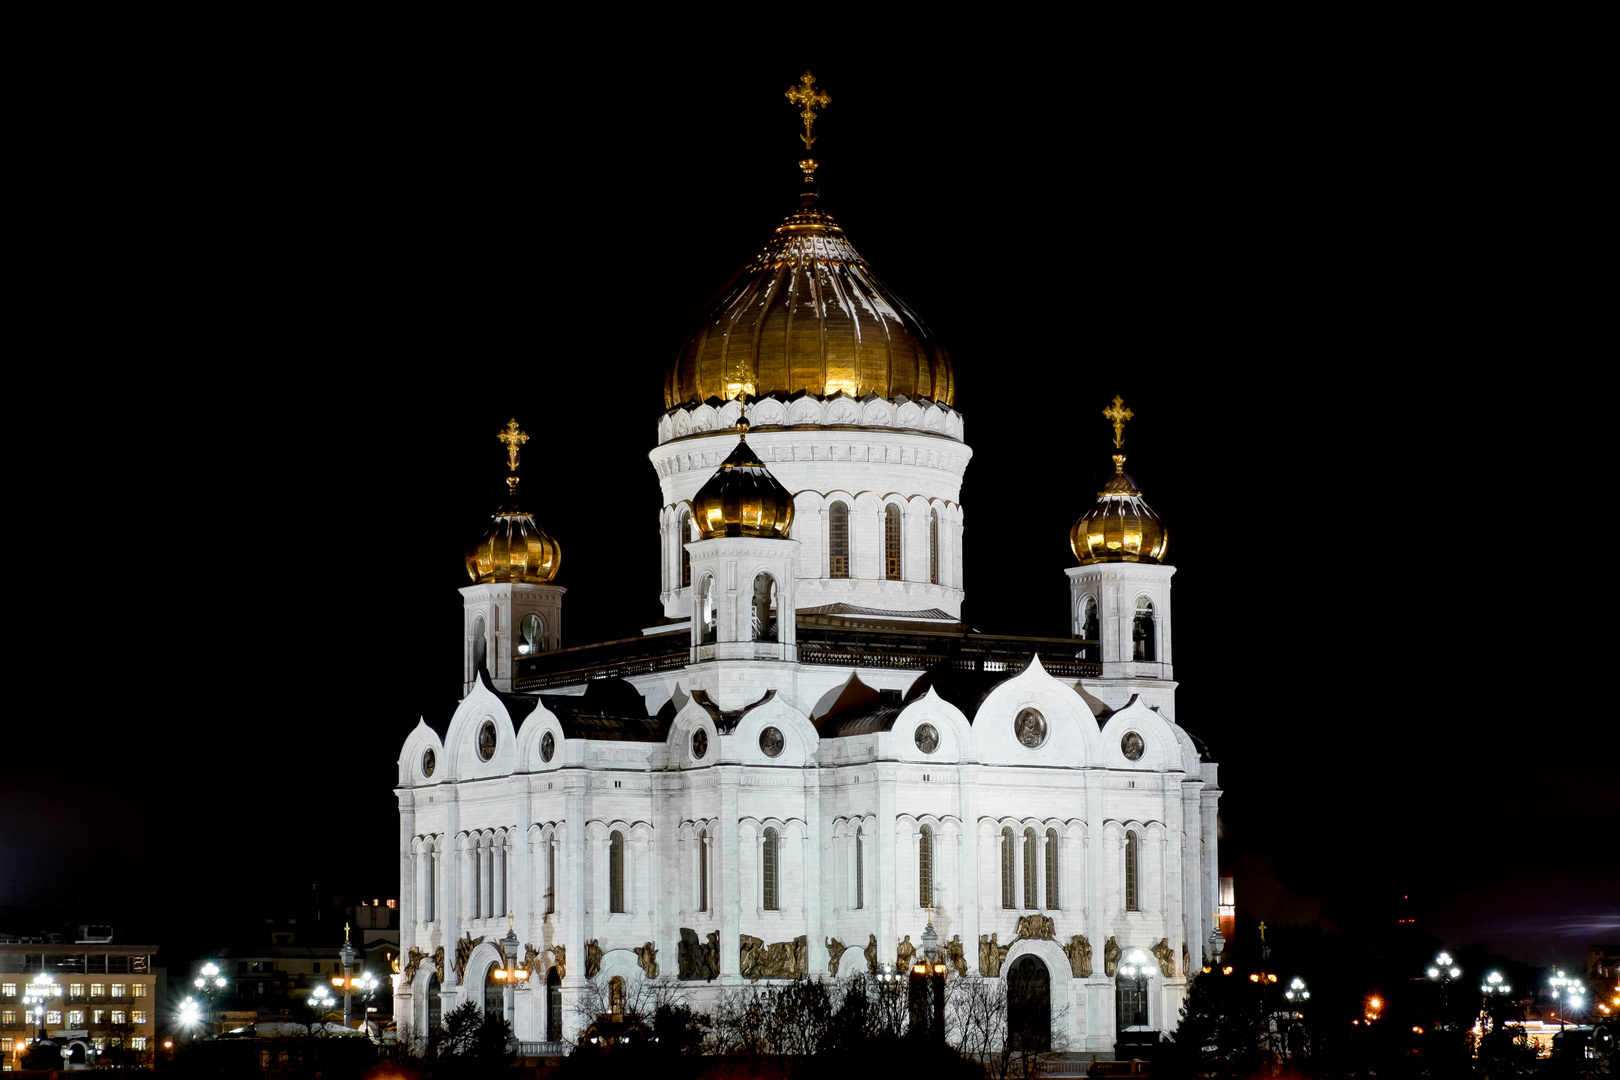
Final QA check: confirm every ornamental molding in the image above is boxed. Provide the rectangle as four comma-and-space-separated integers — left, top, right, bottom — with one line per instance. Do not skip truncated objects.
651, 434, 970, 481
659, 394, 965, 447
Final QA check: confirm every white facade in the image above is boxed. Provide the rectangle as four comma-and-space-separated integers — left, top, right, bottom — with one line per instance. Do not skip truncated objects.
394, 401, 1220, 1056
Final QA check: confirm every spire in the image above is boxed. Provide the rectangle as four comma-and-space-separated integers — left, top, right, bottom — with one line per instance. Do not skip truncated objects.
785, 70, 831, 201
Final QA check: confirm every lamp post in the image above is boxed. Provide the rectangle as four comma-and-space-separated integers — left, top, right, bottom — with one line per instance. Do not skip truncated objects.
1478, 970, 1512, 1035
23, 972, 59, 1043
177, 996, 201, 1042
908, 910, 947, 1042
1282, 977, 1311, 1060
1549, 969, 1585, 1033
1426, 951, 1461, 1028
191, 961, 227, 1037
490, 915, 530, 1027
308, 984, 335, 1033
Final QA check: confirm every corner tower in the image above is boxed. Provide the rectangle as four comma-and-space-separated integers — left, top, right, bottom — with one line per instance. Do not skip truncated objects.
652, 71, 972, 625
1066, 397, 1174, 679
461, 419, 564, 695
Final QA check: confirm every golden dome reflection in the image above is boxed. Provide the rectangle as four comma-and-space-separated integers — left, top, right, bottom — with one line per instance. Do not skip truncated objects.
690, 417, 795, 540
465, 419, 562, 584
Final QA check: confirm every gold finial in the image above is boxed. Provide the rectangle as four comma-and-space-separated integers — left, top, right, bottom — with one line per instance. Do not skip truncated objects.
344, 922, 351, 943
785, 70, 831, 157
1102, 395, 1134, 449
497, 418, 529, 498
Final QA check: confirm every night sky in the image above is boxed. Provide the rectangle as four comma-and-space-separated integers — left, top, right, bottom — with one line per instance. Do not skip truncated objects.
5, 50, 1612, 974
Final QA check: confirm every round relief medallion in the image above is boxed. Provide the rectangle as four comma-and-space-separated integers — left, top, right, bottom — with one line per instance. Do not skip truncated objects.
759, 726, 785, 758
692, 728, 708, 759
1014, 708, 1047, 749
477, 719, 497, 761
1121, 731, 1145, 761
914, 723, 939, 754
540, 731, 555, 763
421, 748, 436, 778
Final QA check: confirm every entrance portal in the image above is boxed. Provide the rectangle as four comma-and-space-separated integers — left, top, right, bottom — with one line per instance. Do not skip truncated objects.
546, 968, 562, 1042
484, 965, 504, 1025
1007, 955, 1051, 1052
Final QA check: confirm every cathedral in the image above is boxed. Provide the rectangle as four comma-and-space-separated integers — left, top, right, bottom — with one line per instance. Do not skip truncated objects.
392, 73, 1221, 1057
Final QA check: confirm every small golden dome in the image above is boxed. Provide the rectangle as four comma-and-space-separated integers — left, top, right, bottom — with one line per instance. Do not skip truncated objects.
690, 418, 795, 539
665, 205, 954, 408
1070, 454, 1169, 565
465, 420, 562, 584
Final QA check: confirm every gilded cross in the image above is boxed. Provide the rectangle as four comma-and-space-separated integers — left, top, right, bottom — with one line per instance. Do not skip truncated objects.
497, 418, 529, 472
1102, 395, 1134, 448
785, 71, 831, 150
344, 922, 351, 943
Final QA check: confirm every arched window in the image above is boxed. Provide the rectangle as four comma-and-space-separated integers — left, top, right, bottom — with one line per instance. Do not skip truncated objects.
1082, 596, 1099, 641
471, 614, 487, 674
929, 507, 940, 585
1023, 828, 1038, 909
855, 827, 865, 909
545, 836, 555, 915
679, 508, 692, 589
1124, 830, 1140, 912
545, 968, 561, 1042
1001, 827, 1016, 908
884, 504, 902, 580
1133, 598, 1156, 662
428, 841, 439, 923
918, 825, 934, 908
609, 830, 625, 913
697, 575, 716, 645
762, 827, 780, 911
698, 828, 709, 912
1045, 828, 1060, 909
751, 573, 777, 642
829, 502, 850, 578
519, 613, 545, 656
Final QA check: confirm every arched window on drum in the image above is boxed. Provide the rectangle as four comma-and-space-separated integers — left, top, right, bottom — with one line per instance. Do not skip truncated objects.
884, 504, 902, 581
828, 502, 850, 579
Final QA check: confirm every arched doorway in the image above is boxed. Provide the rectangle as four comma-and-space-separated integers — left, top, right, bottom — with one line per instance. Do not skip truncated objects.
484, 964, 504, 1025
1007, 955, 1051, 1052
546, 968, 562, 1042
425, 972, 442, 1042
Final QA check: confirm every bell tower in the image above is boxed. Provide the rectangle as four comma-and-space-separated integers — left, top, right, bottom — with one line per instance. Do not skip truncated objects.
461, 419, 565, 695
1065, 397, 1174, 680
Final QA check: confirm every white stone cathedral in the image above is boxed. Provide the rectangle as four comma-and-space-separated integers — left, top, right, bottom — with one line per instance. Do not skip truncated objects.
392, 76, 1221, 1058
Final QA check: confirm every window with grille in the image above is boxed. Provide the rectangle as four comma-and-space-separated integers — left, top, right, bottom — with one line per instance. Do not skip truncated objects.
610, 831, 625, 913
1125, 830, 1140, 912
929, 508, 939, 585
918, 825, 933, 907
884, 504, 902, 580
699, 829, 709, 912
1024, 828, 1038, 908
1001, 827, 1016, 908
829, 503, 849, 578
855, 828, 865, 909
763, 828, 780, 911
679, 509, 692, 588
1045, 828, 1060, 908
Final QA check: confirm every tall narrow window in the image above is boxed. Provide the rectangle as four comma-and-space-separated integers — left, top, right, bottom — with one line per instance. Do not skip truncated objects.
679, 509, 692, 589
546, 838, 555, 915
1082, 596, 1099, 641
1023, 828, 1038, 909
1124, 830, 1140, 912
855, 827, 865, 909
1045, 828, 1060, 909
829, 502, 850, 578
1001, 827, 1016, 908
884, 504, 902, 580
428, 845, 438, 922
609, 830, 625, 913
1133, 598, 1156, 662
762, 827, 780, 911
929, 507, 939, 585
752, 573, 777, 642
698, 828, 709, 912
471, 614, 487, 674
918, 825, 934, 908
698, 575, 716, 645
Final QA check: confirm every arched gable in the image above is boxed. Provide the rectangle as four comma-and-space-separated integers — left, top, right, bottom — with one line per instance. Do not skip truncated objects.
397, 719, 445, 788
723, 696, 818, 766
881, 686, 971, 763
440, 680, 522, 782
665, 694, 720, 770
970, 655, 1099, 767
514, 700, 566, 772
1099, 697, 1183, 772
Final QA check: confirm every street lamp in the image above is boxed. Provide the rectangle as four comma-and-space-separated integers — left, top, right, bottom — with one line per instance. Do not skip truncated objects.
1426, 951, 1461, 1028
308, 984, 335, 1032
329, 923, 377, 1031
177, 996, 201, 1042
490, 916, 531, 1027
1549, 969, 1585, 1032
1477, 970, 1513, 1035
191, 961, 227, 1037
22, 972, 60, 1041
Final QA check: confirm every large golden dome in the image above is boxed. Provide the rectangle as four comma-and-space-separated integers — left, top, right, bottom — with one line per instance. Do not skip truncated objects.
665, 201, 955, 409
465, 420, 562, 584
1069, 454, 1169, 565
690, 419, 795, 539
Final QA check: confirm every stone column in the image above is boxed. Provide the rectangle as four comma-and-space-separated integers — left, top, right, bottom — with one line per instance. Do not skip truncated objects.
957, 765, 978, 972
564, 785, 586, 997
718, 767, 741, 977
399, 794, 416, 950
442, 795, 461, 991
875, 765, 896, 966
804, 767, 824, 973
494, 834, 508, 920
1014, 828, 1027, 910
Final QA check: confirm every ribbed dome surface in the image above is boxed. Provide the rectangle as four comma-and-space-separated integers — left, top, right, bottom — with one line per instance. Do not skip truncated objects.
666, 204, 955, 408
466, 496, 562, 584
1070, 455, 1169, 565
691, 426, 795, 539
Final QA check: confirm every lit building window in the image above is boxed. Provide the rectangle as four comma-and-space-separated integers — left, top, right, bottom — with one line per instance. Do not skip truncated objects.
47, 1010, 62, 1023
2, 1010, 15, 1024
90, 984, 105, 997
111, 984, 126, 998
1, 982, 14, 996
132, 1010, 146, 1024
131, 983, 146, 998
1, 1037, 11, 1053
884, 504, 902, 580
132, 1036, 148, 1050
111, 1010, 126, 1024
69, 1010, 85, 1024
93, 1009, 105, 1023
70, 982, 84, 997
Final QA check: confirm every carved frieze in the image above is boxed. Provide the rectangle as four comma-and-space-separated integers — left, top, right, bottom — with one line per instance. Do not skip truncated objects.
1062, 935, 1092, 978
678, 928, 719, 981
739, 934, 807, 980
1015, 914, 1056, 941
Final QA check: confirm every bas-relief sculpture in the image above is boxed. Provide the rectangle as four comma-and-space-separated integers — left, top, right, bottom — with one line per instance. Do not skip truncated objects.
551, 945, 566, 980
947, 935, 967, 978
1152, 938, 1175, 977
453, 933, 483, 983
979, 933, 1010, 978
585, 939, 603, 979
635, 941, 659, 979
825, 937, 849, 976
677, 929, 720, 981
863, 933, 878, 974
432, 946, 444, 981
404, 946, 424, 984
1015, 913, 1056, 941
1182, 941, 1190, 979
896, 935, 914, 971
1104, 936, 1122, 978
739, 934, 808, 980
522, 944, 540, 975
1062, 935, 1092, 978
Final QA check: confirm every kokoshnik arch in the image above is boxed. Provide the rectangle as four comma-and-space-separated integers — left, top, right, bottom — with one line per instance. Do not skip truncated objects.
393, 72, 1220, 1056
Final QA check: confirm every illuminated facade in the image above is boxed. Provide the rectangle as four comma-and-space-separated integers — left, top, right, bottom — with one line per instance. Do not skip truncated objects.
394, 74, 1220, 1058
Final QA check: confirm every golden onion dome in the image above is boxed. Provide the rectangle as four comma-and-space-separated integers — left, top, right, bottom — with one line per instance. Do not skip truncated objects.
1070, 397, 1168, 565
465, 419, 561, 584
690, 417, 795, 539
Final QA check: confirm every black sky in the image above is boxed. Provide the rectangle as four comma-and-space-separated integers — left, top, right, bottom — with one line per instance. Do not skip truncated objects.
4, 43, 1613, 972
